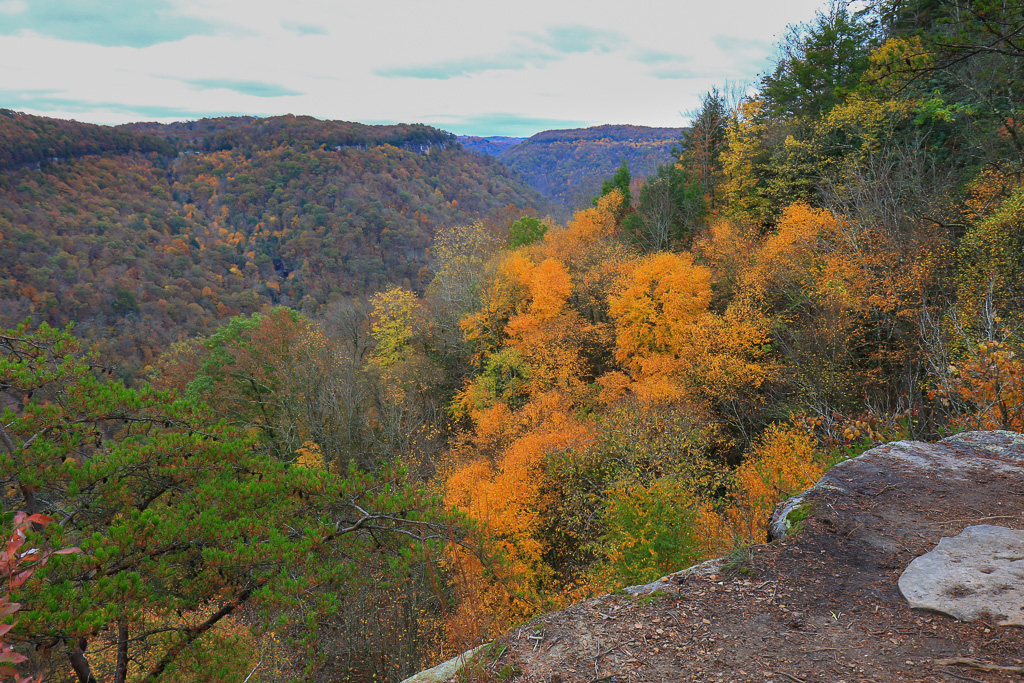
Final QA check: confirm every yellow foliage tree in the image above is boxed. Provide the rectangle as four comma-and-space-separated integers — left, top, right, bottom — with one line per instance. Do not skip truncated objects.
607, 252, 772, 406
861, 36, 933, 98
720, 98, 776, 226
369, 285, 419, 369
608, 252, 712, 373
956, 186, 1024, 331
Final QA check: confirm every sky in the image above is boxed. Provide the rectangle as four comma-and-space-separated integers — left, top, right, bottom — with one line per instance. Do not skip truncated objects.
0, 0, 831, 137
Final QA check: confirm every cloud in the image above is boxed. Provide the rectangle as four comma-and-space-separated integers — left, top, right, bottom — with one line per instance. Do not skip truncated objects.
648, 67, 703, 80
531, 25, 625, 55
0, 88, 65, 111
633, 49, 700, 79
185, 78, 302, 98
281, 21, 327, 36
0, 89, 221, 120
712, 34, 776, 76
0, 0, 26, 15
422, 112, 594, 137
375, 52, 557, 80
377, 23, 628, 80
0, 0, 218, 47
635, 49, 690, 65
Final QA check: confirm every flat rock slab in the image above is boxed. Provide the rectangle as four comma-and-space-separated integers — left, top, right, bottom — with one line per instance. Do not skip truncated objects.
899, 524, 1024, 626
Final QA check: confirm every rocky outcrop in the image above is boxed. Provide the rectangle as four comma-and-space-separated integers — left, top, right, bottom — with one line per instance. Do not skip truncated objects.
771, 430, 1024, 625
770, 430, 1024, 541
405, 431, 1024, 681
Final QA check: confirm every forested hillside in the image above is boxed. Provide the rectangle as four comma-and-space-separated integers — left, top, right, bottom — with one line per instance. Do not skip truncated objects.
0, 111, 547, 377
0, 110, 175, 170
3, 1, 1024, 682
466, 124, 681, 208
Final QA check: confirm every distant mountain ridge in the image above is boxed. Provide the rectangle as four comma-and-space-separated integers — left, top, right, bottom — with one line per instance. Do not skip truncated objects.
458, 136, 526, 156
459, 124, 684, 208
0, 112, 547, 377
124, 115, 455, 153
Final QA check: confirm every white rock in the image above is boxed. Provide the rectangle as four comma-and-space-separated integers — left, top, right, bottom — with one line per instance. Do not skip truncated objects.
398, 643, 490, 683
898, 525, 1024, 626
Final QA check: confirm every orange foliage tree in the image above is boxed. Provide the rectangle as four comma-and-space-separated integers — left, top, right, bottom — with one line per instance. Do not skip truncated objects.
697, 424, 825, 553
443, 393, 591, 645
606, 252, 772, 407
936, 340, 1024, 432
439, 196, 633, 642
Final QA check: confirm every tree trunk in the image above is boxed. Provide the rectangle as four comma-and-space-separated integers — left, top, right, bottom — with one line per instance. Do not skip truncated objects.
114, 620, 129, 683
69, 637, 97, 683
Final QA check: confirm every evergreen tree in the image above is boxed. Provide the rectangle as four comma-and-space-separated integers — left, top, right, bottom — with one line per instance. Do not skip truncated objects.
760, 1, 875, 121
680, 88, 729, 210
0, 321, 457, 682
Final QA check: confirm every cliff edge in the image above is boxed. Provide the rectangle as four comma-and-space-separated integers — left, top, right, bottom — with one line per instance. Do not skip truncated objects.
437, 431, 1024, 682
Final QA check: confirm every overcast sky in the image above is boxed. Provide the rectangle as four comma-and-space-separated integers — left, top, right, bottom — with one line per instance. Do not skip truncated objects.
0, 0, 829, 137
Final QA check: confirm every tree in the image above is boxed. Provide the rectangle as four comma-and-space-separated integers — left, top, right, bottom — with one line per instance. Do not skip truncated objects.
956, 187, 1024, 331
369, 286, 420, 370
0, 321, 456, 682
0, 512, 79, 683
719, 97, 798, 226
544, 399, 727, 588
424, 220, 507, 384
626, 164, 704, 252
736, 202, 930, 413
760, 1, 875, 122
181, 308, 310, 461
864, 0, 1024, 60
859, 0, 1024, 169
680, 88, 729, 210
697, 424, 825, 551
365, 287, 449, 466
607, 252, 772, 409
159, 308, 382, 475
607, 252, 713, 374
509, 216, 548, 248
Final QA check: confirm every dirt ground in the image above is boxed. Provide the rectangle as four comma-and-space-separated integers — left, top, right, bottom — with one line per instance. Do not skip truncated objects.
474, 432, 1024, 682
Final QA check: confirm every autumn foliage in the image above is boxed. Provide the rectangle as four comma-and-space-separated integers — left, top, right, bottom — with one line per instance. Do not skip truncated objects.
5, 2, 1024, 678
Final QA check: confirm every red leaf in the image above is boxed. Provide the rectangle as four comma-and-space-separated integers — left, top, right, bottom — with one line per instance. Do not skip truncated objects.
6, 534, 25, 559
9, 570, 33, 588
